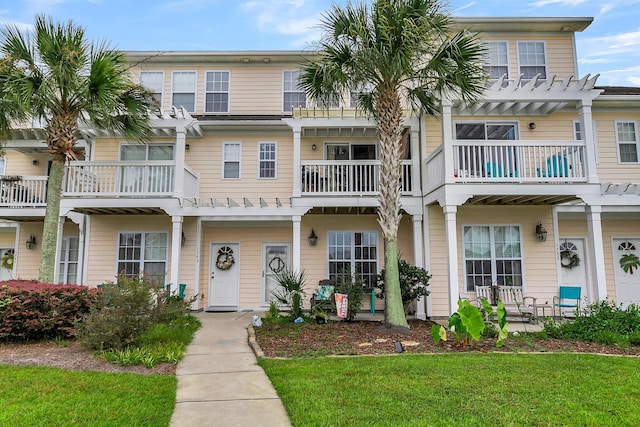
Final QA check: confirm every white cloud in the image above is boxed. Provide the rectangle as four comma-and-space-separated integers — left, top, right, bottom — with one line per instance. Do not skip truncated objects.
453, 2, 476, 12
628, 76, 640, 85
530, 0, 588, 6
0, 19, 34, 32
579, 30, 640, 60
239, 0, 324, 44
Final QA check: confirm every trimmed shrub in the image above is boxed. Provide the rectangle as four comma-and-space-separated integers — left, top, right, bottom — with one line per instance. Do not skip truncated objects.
0, 280, 99, 341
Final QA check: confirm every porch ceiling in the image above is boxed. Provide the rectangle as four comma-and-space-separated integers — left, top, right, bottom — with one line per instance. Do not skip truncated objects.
71, 207, 167, 215
466, 194, 579, 205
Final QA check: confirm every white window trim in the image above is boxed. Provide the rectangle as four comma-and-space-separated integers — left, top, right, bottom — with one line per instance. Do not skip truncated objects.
115, 231, 169, 285
614, 120, 639, 164
171, 70, 197, 113
453, 121, 520, 140
516, 40, 548, 80
139, 70, 164, 110
484, 40, 510, 80
59, 236, 80, 284
323, 141, 379, 160
118, 142, 175, 160
204, 70, 231, 114
222, 141, 242, 180
326, 230, 379, 288
282, 70, 305, 113
461, 224, 526, 293
257, 141, 277, 179
573, 119, 599, 164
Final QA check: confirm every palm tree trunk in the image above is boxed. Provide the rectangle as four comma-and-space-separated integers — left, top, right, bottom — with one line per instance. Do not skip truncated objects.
376, 87, 409, 330
39, 154, 65, 283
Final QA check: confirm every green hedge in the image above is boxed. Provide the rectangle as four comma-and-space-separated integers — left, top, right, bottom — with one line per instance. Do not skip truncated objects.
0, 280, 99, 341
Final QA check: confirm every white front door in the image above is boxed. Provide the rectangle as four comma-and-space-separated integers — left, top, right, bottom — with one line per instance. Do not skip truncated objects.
613, 238, 640, 308
209, 243, 239, 307
0, 248, 14, 281
262, 243, 291, 306
559, 238, 589, 301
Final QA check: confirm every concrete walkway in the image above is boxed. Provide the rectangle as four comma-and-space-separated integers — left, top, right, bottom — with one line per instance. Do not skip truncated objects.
170, 311, 291, 427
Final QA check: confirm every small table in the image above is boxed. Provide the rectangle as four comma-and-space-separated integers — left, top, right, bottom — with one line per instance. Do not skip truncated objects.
533, 304, 553, 320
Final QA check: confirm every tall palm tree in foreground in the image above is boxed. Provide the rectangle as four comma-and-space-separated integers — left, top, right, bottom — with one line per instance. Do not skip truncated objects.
300, 0, 486, 329
0, 15, 155, 282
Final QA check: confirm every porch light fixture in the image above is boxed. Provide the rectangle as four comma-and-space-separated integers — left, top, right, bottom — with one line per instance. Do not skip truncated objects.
311, 144, 317, 151
25, 235, 36, 250
31, 159, 39, 165
184, 143, 190, 150
308, 229, 318, 246
535, 222, 547, 242
528, 122, 536, 130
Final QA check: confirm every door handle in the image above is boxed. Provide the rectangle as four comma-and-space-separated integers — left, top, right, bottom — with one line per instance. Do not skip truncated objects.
211, 272, 215, 279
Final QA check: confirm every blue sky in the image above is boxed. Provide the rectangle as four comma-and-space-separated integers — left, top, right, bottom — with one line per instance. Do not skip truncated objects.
2, 0, 639, 86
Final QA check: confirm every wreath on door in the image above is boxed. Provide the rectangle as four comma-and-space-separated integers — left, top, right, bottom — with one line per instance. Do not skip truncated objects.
1, 250, 14, 270
216, 246, 235, 270
560, 249, 580, 269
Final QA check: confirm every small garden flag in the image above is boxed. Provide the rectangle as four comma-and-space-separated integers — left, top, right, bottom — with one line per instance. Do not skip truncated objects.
335, 293, 348, 319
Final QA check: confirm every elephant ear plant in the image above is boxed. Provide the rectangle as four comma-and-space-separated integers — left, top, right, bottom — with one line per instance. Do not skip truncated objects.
432, 298, 509, 347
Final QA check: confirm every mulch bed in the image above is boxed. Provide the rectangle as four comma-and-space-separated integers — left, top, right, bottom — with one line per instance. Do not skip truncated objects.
254, 318, 640, 358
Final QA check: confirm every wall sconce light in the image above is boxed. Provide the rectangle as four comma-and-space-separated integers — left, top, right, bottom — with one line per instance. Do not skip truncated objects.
32, 159, 39, 166
308, 228, 318, 246
181, 231, 186, 247
184, 144, 190, 150
25, 235, 36, 250
535, 222, 547, 242
311, 144, 317, 151
528, 122, 536, 130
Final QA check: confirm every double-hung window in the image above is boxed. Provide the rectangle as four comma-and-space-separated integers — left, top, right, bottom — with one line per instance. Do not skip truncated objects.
58, 236, 79, 284
139, 71, 164, 108
258, 142, 277, 178
117, 232, 168, 286
517, 41, 547, 80
463, 225, 523, 292
328, 231, 378, 288
223, 142, 241, 179
484, 41, 509, 80
172, 71, 196, 112
615, 121, 639, 163
205, 71, 230, 113
283, 70, 306, 112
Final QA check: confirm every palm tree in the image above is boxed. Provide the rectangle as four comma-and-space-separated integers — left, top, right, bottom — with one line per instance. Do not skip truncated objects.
299, 0, 486, 329
0, 15, 155, 282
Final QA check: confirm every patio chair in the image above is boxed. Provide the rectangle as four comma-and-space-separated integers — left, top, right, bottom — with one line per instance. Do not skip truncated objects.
553, 286, 581, 317
485, 161, 504, 178
310, 279, 335, 313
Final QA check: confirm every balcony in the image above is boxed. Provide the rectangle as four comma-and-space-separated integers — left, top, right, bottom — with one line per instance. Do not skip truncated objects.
426, 140, 588, 192
63, 161, 198, 198
300, 160, 413, 196
0, 176, 48, 207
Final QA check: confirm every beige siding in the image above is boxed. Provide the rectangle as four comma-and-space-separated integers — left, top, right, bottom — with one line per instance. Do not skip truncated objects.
428, 205, 557, 317
14, 224, 42, 281
592, 112, 640, 183
2, 151, 49, 177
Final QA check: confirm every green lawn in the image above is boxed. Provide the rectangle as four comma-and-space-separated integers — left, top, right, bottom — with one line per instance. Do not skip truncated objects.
261, 353, 640, 426
0, 365, 176, 427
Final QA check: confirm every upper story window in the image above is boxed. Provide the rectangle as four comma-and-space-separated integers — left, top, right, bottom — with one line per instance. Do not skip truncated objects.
223, 142, 241, 179
172, 71, 196, 113
205, 71, 230, 113
139, 71, 164, 108
258, 142, 277, 179
484, 41, 509, 80
283, 70, 306, 112
616, 121, 639, 163
517, 41, 547, 80
315, 94, 341, 109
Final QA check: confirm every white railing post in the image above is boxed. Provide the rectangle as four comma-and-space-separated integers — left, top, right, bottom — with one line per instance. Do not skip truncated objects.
174, 126, 186, 198
579, 100, 598, 183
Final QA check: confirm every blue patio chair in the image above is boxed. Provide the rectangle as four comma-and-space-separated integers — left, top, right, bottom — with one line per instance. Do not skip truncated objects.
485, 162, 504, 178
546, 155, 570, 177
553, 286, 581, 317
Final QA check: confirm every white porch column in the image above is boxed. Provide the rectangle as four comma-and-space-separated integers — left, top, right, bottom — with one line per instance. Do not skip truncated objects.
412, 214, 427, 319
444, 205, 460, 314
441, 101, 455, 184
174, 126, 186, 199
410, 129, 420, 195
54, 216, 65, 283
193, 217, 202, 310
586, 205, 607, 300
578, 100, 598, 183
170, 216, 183, 294
292, 127, 302, 197
292, 216, 301, 272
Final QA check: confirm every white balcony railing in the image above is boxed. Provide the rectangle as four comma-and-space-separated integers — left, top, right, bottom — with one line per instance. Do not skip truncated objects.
301, 160, 413, 195
0, 175, 48, 207
426, 140, 587, 191
64, 161, 176, 196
